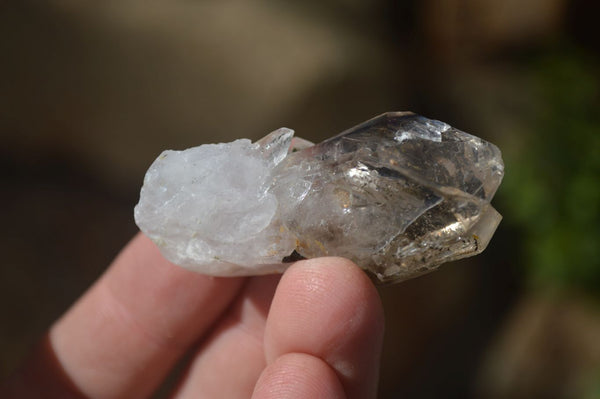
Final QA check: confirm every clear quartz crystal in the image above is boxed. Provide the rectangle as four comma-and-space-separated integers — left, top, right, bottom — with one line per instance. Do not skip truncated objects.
134, 112, 504, 283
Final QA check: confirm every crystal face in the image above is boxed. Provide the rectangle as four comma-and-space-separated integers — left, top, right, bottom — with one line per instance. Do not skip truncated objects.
134, 112, 504, 283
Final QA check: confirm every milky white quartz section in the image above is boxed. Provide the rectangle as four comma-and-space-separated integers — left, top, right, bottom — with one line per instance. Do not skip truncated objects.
134, 128, 297, 276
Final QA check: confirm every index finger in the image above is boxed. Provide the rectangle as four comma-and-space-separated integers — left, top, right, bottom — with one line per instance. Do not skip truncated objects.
9, 233, 245, 399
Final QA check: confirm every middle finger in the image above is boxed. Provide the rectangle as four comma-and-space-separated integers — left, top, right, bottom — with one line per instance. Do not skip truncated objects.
172, 274, 281, 398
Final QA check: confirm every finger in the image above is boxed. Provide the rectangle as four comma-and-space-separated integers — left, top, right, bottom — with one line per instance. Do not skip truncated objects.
172, 274, 280, 398
252, 352, 346, 399
48, 233, 245, 399
263, 257, 384, 399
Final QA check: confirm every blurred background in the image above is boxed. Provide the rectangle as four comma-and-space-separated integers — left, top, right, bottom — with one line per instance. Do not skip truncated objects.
1, 0, 599, 397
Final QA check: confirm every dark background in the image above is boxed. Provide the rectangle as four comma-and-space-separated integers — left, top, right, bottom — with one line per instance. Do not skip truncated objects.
1, 1, 599, 397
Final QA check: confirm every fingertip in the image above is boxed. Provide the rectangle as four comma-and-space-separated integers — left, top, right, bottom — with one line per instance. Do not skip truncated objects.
279, 256, 383, 321
273, 256, 384, 347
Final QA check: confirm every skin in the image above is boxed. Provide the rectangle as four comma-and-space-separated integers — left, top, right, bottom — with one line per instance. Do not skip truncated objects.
2, 233, 385, 398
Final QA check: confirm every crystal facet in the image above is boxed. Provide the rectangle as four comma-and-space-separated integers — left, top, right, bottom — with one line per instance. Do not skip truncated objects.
134, 112, 504, 283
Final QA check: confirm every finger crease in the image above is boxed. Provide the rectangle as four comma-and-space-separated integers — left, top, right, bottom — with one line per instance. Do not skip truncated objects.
100, 282, 188, 353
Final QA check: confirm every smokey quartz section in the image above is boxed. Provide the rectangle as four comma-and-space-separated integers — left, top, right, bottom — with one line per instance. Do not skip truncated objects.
271, 112, 504, 282
134, 112, 504, 283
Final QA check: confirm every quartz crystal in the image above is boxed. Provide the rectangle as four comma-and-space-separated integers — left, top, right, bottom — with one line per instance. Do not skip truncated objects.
134, 112, 504, 283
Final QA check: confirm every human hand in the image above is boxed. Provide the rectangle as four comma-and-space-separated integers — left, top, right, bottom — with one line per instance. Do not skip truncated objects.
2, 233, 384, 398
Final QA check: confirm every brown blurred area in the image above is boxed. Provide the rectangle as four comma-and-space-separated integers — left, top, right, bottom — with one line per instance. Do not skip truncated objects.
1, 1, 599, 398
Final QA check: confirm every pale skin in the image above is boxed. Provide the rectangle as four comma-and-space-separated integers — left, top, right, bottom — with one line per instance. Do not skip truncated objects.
2, 233, 385, 398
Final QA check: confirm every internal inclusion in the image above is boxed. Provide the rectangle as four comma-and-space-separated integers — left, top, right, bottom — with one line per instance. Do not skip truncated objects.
134, 112, 504, 283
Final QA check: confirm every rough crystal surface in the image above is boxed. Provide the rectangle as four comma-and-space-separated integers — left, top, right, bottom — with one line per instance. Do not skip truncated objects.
134, 112, 504, 283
